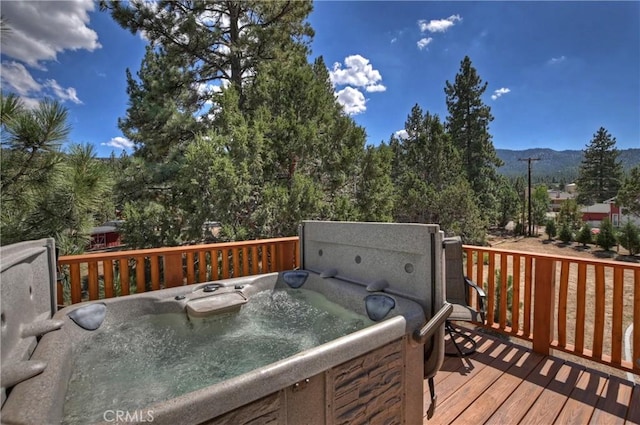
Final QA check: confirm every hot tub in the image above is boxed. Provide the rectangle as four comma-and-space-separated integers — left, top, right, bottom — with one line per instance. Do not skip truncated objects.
1, 221, 451, 424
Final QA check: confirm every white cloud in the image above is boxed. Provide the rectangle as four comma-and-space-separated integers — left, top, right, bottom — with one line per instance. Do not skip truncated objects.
548, 55, 567, 65
365, 84, 386, 93
44, 80, 83, 104
0, 0, 101, 68
335, 87, 366, 115
0, 61, 83, 105
394, 130, 409, 140
391, 37, 397, 44
101, 137, 134, 151
491, 87, 511, 100
417, 37, 433, 50
418, 15, 462, 33
0, 61, 42, 96
329, 55, 386, 114
330, 55, 386, 93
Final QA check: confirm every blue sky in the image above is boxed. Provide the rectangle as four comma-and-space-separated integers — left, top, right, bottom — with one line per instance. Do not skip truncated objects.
1, 1, 638, 158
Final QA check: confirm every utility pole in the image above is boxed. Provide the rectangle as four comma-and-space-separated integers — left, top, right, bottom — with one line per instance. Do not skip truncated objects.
518, 157, 540, 237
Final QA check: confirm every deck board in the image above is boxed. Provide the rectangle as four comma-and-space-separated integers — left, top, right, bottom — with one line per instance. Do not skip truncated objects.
425, 327, 637, 425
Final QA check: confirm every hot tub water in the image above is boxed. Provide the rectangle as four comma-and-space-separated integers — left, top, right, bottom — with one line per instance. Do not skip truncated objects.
62, 288, 374, 424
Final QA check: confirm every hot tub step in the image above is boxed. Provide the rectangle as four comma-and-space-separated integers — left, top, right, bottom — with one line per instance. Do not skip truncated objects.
186, 292, 248, 318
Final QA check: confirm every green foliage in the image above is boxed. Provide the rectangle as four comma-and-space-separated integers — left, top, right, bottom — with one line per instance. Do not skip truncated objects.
557, 198, 582, 231
390, 105, 486, 244
357, 144, 395, 222
596, 217, 617, 251
575, 223, 592, 247
576, 127, 623, 205
532, 185, 550, 226
617, 220, 640, 256
617, 165, 640, 218
445, 56, 503, 221
496, 176, 521, 228
545, 219, 557, 240
1, 95, 113, 253
558, 223, 573, 244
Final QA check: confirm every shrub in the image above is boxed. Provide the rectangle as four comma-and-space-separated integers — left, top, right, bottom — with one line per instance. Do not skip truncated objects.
558, 223, 573, 244
618, 220, 640, 256
596, 217, 617, 251
575, 223, 592, 247
545, 219, 557, 240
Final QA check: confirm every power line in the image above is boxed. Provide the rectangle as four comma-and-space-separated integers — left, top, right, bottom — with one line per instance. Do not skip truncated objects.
518, 157, 541, 237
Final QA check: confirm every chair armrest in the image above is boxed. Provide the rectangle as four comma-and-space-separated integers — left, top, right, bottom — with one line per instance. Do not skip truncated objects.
464, 277, 487, 322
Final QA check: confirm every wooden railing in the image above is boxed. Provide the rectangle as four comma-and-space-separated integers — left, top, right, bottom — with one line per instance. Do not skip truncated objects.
57, 237, 299, 307
463, 245, 640, 375
56, 236, 640, 374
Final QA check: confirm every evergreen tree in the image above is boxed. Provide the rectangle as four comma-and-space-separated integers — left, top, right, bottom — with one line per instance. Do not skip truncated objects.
390, 105, 485, 243
576, 127, 623, 205
532, 185, 550, 229
618, 220, 640, 256
558, 223, 573, 244
496, 176, 520, 228
444, 56, 503, 221
557, 198, 582, 232
617, 165, 640, 218
575, 223, 593, 247
545, 219, 557, 240
596, 217, 617, 251
357, 144, 395, 222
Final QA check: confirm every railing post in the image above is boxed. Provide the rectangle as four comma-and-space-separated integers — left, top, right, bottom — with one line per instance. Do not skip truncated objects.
163, 253, 184, 288
533, 257, 556, 356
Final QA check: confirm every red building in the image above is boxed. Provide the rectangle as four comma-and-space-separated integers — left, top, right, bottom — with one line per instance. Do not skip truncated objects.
88, 221, 124, 251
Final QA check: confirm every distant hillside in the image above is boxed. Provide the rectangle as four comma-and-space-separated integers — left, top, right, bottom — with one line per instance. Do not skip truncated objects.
496, 148, 640, 181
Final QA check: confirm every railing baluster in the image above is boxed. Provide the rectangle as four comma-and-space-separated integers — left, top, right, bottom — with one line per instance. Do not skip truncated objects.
634, 268, 640, 374
593, 264, 606, 359
186, 252, 195, 284
88, 261, 99, 301
575, 263, 587, 354
242, 247, 249, 277
477, 251, 485, 312
558, 260, 570, 348
499, 253, 508, 330
512, 254, 521, 335
261, 245, 268, 274
251, 247, 259, 275
70, 263, 81, 303
210, 250, 219, 281
523, 257, 533, 338
611, 267, 624, 366
150, 256, 160, 290
221, 248, 229, 279
104, 259, 114, 299
198, 251, 207, 283
119, 258, 130, 295
135, 257, 146, 293
231, 248, 239, 277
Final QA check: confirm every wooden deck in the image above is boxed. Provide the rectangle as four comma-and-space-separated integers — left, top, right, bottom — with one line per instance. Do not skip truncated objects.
425, 326, 640, 425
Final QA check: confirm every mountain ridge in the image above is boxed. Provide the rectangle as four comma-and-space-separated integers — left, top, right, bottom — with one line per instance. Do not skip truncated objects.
496, 148, 640, 180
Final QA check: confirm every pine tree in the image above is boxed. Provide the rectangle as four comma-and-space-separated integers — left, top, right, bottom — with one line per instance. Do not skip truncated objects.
575, 223, 593, 247
559, 223, 573, 244
545, 219, 557, 240
596, 218, 617, 251
357, 144, 395, 222
532, 185, 550, 228
618, 220, 640, 256
444, 56, 503, 221
617, 165, 640, 218
576, 127, 623, 205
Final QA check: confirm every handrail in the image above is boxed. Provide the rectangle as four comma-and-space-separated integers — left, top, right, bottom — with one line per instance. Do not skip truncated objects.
56, 237, 299, 308
462, 244, 640, 375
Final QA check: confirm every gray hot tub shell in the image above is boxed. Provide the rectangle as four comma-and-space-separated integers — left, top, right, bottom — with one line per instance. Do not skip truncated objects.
1, 221, 450, 424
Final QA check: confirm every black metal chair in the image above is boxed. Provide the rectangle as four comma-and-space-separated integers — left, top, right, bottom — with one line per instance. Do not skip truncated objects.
443, 237, 486, 356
